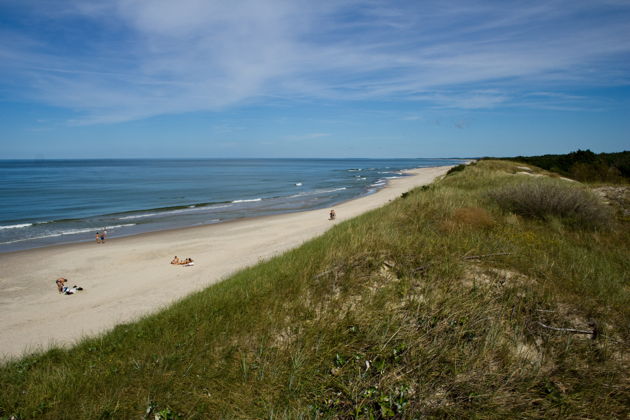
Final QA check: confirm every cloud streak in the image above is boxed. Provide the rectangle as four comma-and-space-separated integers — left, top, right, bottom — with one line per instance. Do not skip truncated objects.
1, 0, 629, 124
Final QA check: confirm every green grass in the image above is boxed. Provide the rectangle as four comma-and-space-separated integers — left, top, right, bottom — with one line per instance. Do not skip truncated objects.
1, 160, 628, 419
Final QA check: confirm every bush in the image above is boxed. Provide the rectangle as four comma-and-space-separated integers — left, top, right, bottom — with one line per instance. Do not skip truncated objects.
501, 149, 630, 183
446, 164, 466, 176
488, 180, 613, 229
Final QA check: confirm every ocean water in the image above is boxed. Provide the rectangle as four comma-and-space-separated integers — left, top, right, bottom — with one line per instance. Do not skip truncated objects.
0, 158, 464, 253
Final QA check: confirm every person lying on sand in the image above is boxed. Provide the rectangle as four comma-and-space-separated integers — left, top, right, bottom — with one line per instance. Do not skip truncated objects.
55, 278, 84, 295
171, 256, 194, 266
180, 258, 194, 266
56, 277, 68, 293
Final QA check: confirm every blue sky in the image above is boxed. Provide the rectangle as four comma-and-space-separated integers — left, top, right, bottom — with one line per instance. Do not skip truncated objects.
0, 0, 629, 158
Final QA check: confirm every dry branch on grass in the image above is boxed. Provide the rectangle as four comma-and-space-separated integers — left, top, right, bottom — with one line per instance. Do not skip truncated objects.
536, 322, 598, 339
463, 252, 511, 260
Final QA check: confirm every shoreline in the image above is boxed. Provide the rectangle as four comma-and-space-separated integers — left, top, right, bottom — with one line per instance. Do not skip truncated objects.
0, 187, 385, 257
0, 165, 453, 360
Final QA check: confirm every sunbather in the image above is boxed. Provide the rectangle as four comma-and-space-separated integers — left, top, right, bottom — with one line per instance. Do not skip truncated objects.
55, 278, 84, 295
55, 277, 67, 293
180, 257, 194, 266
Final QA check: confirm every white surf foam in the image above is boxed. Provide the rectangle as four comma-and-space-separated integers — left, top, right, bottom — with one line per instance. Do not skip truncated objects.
370, 180, 387, 187
118, 204, 233, 220
232, 198, 262, 203
119, 213, 160, 220
288, 186, 347, 199
0, 224, 136, 245
0, 223, 33, 230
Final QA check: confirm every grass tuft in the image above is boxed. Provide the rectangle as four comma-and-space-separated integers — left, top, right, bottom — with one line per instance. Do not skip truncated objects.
451, 206, 495, 229
488, 179, 614, 229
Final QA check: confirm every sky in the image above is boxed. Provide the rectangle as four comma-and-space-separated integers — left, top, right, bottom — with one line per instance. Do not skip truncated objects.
0, 0, 629, 159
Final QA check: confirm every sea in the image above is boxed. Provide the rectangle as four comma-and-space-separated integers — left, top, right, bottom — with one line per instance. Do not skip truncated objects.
0, 158, 465, 253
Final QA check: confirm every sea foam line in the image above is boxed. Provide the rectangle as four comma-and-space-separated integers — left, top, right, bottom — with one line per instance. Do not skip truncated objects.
288, 187, 347, 199
118, 204, 233, 220
232, 198, 262, 203
0, 223, 33, 230
119, 213, 160, 220
0, 224, 136, 245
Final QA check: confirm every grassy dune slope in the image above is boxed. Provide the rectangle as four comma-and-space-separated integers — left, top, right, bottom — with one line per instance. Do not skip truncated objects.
1, 160, 628, 419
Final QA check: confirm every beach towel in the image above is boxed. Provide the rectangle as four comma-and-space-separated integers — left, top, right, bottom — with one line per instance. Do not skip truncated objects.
63, 286, 84, 295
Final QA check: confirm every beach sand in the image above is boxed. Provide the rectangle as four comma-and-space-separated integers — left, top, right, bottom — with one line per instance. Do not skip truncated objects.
0, 165, 452, 360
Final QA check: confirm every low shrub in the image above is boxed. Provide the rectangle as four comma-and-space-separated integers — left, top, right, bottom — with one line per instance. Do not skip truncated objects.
488, 180, 613, 229
446, 164, 466, 175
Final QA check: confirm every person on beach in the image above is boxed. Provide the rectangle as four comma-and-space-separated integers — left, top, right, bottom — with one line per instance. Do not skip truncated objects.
55, 278, 83, 294
329, 209, 336, 220
95, 232, 101, 244
56, 277, 68, 293
100, 231, 106, 243
171, 256, 193, 266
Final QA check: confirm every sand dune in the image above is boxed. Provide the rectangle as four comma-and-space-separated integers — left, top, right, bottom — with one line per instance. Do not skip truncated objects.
0, 165, 452, 360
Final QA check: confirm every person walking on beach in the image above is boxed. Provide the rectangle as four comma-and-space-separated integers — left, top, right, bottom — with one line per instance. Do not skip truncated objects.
329, 209, 336, 220
95, 232, 101, 244
100, 230, 106, 244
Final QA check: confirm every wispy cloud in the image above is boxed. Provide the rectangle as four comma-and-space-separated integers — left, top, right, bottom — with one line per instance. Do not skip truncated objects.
410, 90, 510, 110
1, 0, 629, 124
285, 133, 331, 141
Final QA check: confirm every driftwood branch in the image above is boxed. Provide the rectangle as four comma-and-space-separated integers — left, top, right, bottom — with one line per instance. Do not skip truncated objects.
536, 321, 596, 338
312, 269, 334, 280
380, 325, 404, 352
463, 252, 511, 260
412, 265, 429, 273
312, 261, 362, 280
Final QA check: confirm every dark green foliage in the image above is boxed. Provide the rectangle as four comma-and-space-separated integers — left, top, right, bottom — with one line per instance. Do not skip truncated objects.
498, 149, 630, 183
447, 163, 467, 175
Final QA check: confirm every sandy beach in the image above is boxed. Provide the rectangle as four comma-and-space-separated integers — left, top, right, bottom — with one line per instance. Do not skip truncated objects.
0, 165, 452, 360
